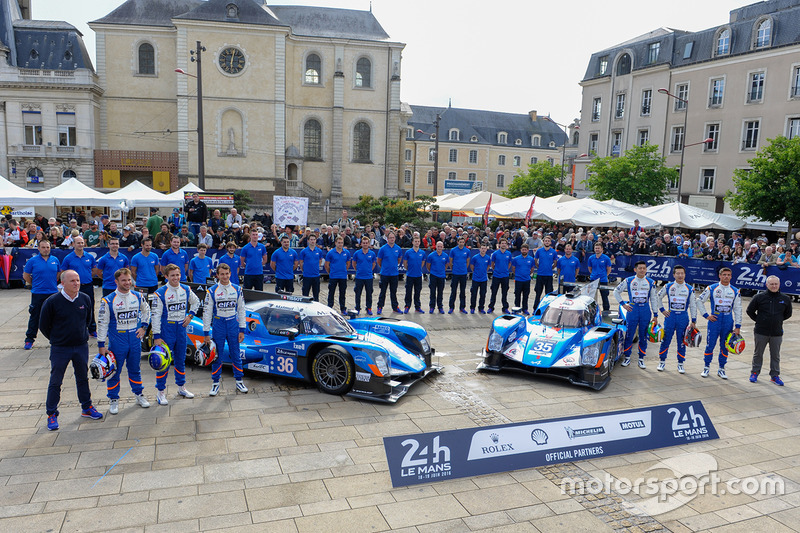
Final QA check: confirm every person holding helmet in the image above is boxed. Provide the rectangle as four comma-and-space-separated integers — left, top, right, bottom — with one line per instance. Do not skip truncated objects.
747, 275, 792, 385
657, 264, 697, 374
203, 262, 247, 395
697, 267, 742, 380
97, 268, 151, 414
151, 264, 200, 405
613, 260, 659, 369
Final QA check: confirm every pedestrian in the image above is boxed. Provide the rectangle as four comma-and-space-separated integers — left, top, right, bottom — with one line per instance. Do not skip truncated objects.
95, 237, 130, 297
376, 230, 403, 314
60, 235, 98, 337
426, 240, 449, 314
188, 243, 213, 284
203, 263, 248, 395
487, 238, 512, 314
97, 268, 151, 414
325, 236, 350, 312
23, 240, 61, 349
145, 208, 164, 237
747, 275, 792, 385
130, 237, 160, 293
657, 265, 697, 373
185, 192, 208, 237
588, 242, 612, 314
402, 235, 427, 314
614, 260, 659, 368
469, 241, 491, 314
160, 236, 190, 282
240, 229, 268, 291
271, 235, 298, 293
219, 241, 242, 284
698, 267, 742, 380
39, 270, 103, 430
533, 235, 558, 310
447, 236, 471, 314
299, 233, 324, 300
511, 243, 535, 314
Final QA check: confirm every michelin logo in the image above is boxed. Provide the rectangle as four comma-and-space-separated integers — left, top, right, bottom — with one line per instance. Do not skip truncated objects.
565, 426, 605, 440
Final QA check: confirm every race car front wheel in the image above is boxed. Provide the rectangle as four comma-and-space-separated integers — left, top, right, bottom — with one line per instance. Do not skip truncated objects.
312, 347, 355, 396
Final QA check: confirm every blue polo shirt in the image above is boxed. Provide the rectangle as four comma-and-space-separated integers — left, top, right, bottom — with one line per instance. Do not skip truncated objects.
449, 246, 471, 276
189, 255, 213, 283
218, 253, 241, 283
377, 243, 403, 276
61, 251, 95, 285
427, 251, 449, 278
23, 254, 60, 294
512, 254, 535, 282
534, 247, 559, 276
588, 253, 612, 282
271, 247, 298, 280
470, 253, 491, 283
403, 248, 427, 278
97, 252, 129, 290
130, 251, 159, 287
160, 248, 190, 281
351, 249, 377, 280
326, 248, 350, 279
240, 243, 267, 276
299, 246, 325, 278
490, 250, 513, 278
557, 255, 580, 283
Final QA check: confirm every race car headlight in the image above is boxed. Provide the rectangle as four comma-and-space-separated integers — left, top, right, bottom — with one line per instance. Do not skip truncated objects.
581, 343, 601, 367
420, 335, 431, 353
373, 351, 390, 377
488, 331, 504, 352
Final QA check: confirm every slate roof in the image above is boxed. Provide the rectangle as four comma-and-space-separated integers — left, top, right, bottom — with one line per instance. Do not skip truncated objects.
269, 5, 390, 40
174, 0, 283, 27
91, 0, 203, 28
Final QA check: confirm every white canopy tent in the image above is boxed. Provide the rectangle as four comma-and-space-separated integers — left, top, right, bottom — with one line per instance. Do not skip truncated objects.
437, 191, 508, 213
35, 178, 119, 207
165, 182, 204, 202
600, 198, 637, 210
544, 198, 660, 228
544, 193, 578, 203
476, 195, 556, 219
105, 180, 181, 208
0, 175, 55, 207
432, 193, 457, 205
636, 202, 745, 230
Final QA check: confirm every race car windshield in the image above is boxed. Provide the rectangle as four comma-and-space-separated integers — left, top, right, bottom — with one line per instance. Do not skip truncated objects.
541, 307, 584, 328
302, 314, 354, 336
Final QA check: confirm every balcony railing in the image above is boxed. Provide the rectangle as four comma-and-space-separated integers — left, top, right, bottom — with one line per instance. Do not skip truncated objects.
22, 145, 41, 152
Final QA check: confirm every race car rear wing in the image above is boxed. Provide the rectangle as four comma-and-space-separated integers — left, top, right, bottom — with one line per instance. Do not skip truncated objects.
184, 282, 313, 316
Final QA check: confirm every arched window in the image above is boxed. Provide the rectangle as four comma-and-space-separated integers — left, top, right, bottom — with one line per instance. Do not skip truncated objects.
497, 132, 507, 144
755, 18, 771, 48
616, 53, 631, 75
353, 121, 371, 162
355, 57, 371, 88
532, 135, 541, 146
138, 43, 155, 75
27, 167, 44, 187
62, 169, 77, 182
305, 53, 321, 84
303, 119, 322, 160
715, 28, 731, 55
449, 129, 460, 141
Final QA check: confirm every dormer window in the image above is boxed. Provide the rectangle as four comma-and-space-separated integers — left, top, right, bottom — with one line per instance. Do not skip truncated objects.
514, 138, 522, 146
549, 141, 556, 148
470, 135, 478, 142
497, 132, 507, 144
448, 129, 460, 141
531, 135, 541, 147
226, 3, 239, 19
754, 17, 772, 49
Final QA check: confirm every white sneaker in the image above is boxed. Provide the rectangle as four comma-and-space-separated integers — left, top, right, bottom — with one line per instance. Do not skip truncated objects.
236, 380, 248, 393
178, 386, 194, 399
156, 390, 168, 405
638, 359, 646, 369
718, 368, 728, 380
657, 362, 666, 372
136, 394, 150, 408
701, 367, 710, 378
109, 399, 118, 415
621, 358, 631, 367
677, 363, 685, 374
210, 382, 220, 396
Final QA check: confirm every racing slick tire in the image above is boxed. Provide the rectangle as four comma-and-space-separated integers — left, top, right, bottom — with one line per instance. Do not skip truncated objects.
608, 338, 622, 373
312, 347, 355, 396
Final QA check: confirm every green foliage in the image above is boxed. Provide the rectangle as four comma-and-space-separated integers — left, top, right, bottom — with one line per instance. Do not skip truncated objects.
352, 194, 437, 228
583, 143, 675, 206
232, 190, 252, 216
728, 136, 800, 231
507, 161, 563, 198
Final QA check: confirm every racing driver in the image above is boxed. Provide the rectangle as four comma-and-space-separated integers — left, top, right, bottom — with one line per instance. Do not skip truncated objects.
657, 264, 697, 373
697, 266, 742, 380
613, 260, 659, 368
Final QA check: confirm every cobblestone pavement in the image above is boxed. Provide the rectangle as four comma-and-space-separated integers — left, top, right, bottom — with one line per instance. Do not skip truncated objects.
1, 281, 799, 532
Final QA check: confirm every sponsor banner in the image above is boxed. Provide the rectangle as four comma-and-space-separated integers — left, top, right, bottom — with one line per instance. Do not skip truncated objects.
274, 196, 308, 227
443, 180, 475, 196
184, 194, 234, 207
1, 206, 35, 218
384, 401, 717, 487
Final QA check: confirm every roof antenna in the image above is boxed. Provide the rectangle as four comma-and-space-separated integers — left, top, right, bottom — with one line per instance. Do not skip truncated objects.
448, 98, 452, 108
369, 1, 372, 12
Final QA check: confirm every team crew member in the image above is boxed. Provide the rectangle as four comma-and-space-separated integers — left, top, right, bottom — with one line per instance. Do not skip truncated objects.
185, 192, 208, 237
188, 243, 213, 283
557, 244, 580, 294
60, 236, 98, 336
698, 267, 742, 380
160, 236, 190, 282
448, 236, 471, 314
614, 260, 659, 368
240, 229, 268, 291
325, 236, 350, 312
270, 235, 298, 293
511, 244, 535, 314
470, 242, 491, 314
588, 242, 612, 314
403, 236, 427, 313
39, 270, 103, 430
203, 263, 247, 395
152, 264, 200, 404
97, 268, 151, 414
533, 236, 558, 309
130, 237, 160, 293
426, 241, 449, 314
219, 242, 242, 285
23, 240, 61, 350
299, 234, 324, 301
488, 239, 512, 314
376, 231, 403, 314
748, 275, 793, 385
95, 237, 129, 297
657, 265, 696, 373
351, 236, 377, 314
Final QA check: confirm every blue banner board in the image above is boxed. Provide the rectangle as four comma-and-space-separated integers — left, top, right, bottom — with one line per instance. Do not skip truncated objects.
384, 401, 718, 487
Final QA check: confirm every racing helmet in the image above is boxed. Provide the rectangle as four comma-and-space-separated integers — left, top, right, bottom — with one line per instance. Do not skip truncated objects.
148, 344, 173, 372
90, 352, 117, 381
194, 340, 217, 367
683, 324, 703, 348
725, 332, 746, 355
648, 320, 664, 343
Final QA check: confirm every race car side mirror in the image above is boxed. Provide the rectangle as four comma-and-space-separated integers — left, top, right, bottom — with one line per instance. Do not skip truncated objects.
346, 310, 358, 320
611, 318, 625, 325
510, 307, 523, 315
284, 327, 299, 340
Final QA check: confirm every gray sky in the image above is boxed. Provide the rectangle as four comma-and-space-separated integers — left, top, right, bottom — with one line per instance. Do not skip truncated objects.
37, 0, 743, 125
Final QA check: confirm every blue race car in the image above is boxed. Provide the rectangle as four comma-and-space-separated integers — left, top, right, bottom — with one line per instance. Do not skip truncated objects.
185, 288, 440, 402
478, 287, 628, 390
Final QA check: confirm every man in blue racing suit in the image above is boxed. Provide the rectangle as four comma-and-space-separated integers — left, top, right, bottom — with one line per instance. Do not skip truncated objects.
657, 264, 696, 374
152, 264, 200, 405
697, 267, 742, 380
97, 268, 151, 414
203, 262, 248, 395
613, 260, 659, 369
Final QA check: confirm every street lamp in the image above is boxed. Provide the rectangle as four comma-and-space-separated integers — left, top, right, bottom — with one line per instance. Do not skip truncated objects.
658, 88, 690, 203
544, 117, 570, 194
175, 40, 206, 190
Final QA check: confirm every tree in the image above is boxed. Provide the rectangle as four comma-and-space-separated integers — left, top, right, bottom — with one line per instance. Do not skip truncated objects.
233, 190, 252, 216
583, 143, 675, 206
727, 135, 800, 232
506, 161, 563, 198
352, 195, 436, 228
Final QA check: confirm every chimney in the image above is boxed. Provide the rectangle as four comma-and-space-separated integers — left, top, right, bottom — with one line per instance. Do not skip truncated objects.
529, 110, 537, 122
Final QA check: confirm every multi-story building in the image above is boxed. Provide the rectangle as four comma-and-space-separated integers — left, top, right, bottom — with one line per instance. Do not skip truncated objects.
403, 105, 572, 199
0, 0, 101, 190
88, 0, 404, 207
575, 0, 800, 213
